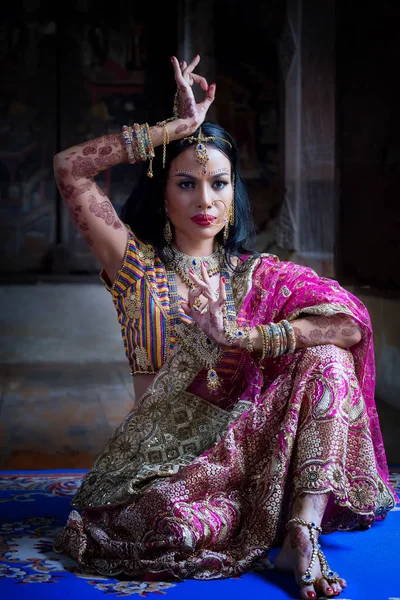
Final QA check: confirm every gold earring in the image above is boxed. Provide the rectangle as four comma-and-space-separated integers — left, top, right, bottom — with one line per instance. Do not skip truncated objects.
223, 217, 229, 243
164, 218, 172, 243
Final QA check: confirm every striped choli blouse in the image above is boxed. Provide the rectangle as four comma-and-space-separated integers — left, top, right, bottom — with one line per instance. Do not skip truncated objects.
100, 227, 244, 380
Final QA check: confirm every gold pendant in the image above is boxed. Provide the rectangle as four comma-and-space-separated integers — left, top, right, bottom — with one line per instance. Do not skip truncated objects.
206, 368, 220, 392
195, 142, 209, 174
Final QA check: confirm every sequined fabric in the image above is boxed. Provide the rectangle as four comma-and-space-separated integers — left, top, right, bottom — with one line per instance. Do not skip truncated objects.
54, 254, 396, 579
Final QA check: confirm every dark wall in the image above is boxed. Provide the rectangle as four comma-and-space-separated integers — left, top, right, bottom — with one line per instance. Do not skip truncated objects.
336, 0, 400, 290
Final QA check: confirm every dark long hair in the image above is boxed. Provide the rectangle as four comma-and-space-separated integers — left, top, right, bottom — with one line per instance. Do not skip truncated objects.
120, 121, 258, 268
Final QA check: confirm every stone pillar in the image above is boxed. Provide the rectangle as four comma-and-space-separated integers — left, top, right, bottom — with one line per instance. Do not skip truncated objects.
177, 0, 217, 122
276, 0, 336, 277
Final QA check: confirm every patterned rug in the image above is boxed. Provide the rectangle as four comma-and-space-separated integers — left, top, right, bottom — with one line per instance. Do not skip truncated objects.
0, 469, 399, 600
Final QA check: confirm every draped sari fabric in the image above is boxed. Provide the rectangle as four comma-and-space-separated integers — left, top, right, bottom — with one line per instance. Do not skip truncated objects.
53, 255, 396, 579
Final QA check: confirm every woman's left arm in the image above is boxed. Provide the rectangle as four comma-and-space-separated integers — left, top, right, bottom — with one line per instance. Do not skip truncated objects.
182, 266, 363, 351
290, 314, 362, 349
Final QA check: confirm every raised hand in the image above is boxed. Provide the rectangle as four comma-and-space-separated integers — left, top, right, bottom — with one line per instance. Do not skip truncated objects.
171, 55, 216, 132
181, 263, 238, 347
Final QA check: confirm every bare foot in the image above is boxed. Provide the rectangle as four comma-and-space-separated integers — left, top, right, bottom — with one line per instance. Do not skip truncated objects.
275, 522, 347, 599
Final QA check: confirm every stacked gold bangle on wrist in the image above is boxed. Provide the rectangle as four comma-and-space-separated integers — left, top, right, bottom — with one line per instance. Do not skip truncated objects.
121, 90, 178, 175
121, 122, 156, 178
243, 326, 255, 353
255, 320, 296, 364
257, 324, 271, 363
122, 125, 136, 164
143, 122, 155, 178
281, 319, 297, 354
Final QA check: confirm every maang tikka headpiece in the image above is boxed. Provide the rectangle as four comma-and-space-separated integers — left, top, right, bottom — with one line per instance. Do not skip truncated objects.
182, 127, 232, 174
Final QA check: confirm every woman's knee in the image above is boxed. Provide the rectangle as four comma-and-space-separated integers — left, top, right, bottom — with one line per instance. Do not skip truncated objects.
298, 343, 355, 372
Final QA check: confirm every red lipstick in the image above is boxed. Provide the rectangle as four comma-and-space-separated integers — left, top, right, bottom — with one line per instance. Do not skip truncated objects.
191, 214, 217, 226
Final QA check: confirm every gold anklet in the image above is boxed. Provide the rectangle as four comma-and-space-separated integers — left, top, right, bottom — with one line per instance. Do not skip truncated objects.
286, 518, 322, 585
286, 517, 340, 585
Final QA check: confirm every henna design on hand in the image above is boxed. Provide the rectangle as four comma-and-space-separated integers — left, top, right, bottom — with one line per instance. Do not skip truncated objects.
180, 97, 195, 119
175, 124, 188, 134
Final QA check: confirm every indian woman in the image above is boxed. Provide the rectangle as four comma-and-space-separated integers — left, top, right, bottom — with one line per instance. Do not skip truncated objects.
52, 55, 396, 600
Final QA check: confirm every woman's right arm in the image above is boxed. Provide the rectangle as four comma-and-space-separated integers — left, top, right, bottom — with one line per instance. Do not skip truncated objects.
54, 55, 215, 283
54, 133, 129, 283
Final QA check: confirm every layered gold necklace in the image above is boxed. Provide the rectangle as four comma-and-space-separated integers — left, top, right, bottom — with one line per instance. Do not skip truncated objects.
166, 245, 239, 393
166, 245, 223, 289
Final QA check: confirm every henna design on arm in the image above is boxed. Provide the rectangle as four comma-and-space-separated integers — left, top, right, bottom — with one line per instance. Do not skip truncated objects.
54, 134, 125, 248
308, 329, 324, 343
341, 324, 357, 336
175, 124, 189, 135
57, 179, 93, 202
323, 326, 336, 339
65, 202, 94, 246
88, 194, 122, 229
293, 326, 309, 347
293, 314, 361, 348
71, 156, 97, 179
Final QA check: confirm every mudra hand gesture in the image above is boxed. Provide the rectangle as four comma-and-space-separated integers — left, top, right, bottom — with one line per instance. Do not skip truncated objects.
181, 263, 243, 347
171, 55, 216, 132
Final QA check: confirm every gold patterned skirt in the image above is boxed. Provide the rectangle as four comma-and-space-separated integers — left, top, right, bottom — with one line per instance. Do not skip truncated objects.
53, 343, 395, 579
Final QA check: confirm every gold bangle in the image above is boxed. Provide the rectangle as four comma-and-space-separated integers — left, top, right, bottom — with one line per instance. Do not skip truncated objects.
281, 319, 296, 354
257, 324, 270, 364
144, 122, 155, 178
121, 125, 136, 164
133, 123, 146, 162
280, 320, 288, 353
241, 326, 254, 352
161, 122, 170, 169
269, 322, 280, 358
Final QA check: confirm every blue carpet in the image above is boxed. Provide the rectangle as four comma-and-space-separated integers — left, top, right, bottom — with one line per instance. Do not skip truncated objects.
0, 469, 399, 600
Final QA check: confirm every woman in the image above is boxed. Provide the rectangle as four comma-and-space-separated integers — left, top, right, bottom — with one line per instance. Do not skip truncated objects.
53, 55, 396, 600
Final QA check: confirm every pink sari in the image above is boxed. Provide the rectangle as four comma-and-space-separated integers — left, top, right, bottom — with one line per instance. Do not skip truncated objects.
54, 255, 396, 579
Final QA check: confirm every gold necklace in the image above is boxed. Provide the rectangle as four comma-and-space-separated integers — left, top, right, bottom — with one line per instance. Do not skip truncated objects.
166, 245, 223, 289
